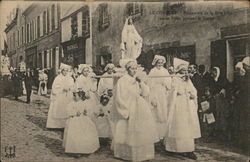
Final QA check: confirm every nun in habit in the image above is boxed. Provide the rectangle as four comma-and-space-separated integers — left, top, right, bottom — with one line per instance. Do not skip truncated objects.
112, 60, 157, 162
148, 55, 172, 140
97, 63, 115, 97
46, 63, 74, 129
164, 58, 201, 160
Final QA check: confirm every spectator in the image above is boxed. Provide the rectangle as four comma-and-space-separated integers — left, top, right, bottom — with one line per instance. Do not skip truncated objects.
24, 68, 33, 103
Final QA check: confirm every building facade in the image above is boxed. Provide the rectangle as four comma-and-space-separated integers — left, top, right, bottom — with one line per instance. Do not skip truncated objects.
60, 3, 92, 67
91, 2, 250, 81
23, 3, 61, 74
5, 8, 18, 68
5, 3, 61, 75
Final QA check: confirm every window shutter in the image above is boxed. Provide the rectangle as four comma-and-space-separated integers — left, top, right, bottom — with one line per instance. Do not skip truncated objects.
50, 6, 52, 32
55, 4, 58, 29
40, 13, 43, 36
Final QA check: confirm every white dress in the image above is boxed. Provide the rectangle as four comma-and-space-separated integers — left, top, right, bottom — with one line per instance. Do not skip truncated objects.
148, 67, 172, 139
97, 72, 113, 96
46, 74, 74, 128
38, 73, 48, 95
63, 100, 100, 154
112, 74, 157, 162
95, 98, 114, 138
164, 78, 201, 152
76, 75, 99, 111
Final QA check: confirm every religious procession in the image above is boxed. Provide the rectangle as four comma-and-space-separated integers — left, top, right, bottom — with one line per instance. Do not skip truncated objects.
1, 1, 249, 162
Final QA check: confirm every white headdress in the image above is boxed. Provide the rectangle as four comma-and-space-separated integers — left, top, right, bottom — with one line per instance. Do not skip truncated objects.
60, 63, 71, 71
104, 63, 115, 71
242, 56, 250, 66
152, 55, 166, 65
173, 58, 189, 72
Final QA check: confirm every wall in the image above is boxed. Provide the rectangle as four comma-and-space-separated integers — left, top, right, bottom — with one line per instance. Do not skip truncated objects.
92, 2, 249, 71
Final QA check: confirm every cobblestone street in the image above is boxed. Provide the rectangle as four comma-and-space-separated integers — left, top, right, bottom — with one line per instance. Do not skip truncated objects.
1, 93, 249, 162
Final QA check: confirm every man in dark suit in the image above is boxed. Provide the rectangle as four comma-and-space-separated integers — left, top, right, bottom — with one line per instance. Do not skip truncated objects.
11, 69, 22, 100
24, 68, 33, 103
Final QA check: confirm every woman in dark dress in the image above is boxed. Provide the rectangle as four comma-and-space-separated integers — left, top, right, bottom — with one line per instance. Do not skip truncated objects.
208, 67, 230, 141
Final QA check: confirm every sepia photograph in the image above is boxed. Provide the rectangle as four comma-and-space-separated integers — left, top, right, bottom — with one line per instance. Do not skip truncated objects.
0, 0, 249, 161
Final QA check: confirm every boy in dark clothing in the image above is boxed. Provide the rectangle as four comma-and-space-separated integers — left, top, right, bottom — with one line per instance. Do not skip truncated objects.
24, 68, 33, 103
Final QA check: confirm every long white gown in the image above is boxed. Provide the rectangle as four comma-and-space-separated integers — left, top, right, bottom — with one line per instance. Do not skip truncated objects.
95, 97, 114, 138
148, 67, 172, 139
38, 73, 48, 95
164, 77, 201, 152
112, 74, 157, 162
46, 74, 74, 128
76, 75, 99, 111
63, 100, 100, 154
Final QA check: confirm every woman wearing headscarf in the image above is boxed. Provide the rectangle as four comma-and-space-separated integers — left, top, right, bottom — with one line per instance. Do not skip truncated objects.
97, 63, 115, 97
148, 55, 172, 140
208, 67, 230, 141
38, 69, 48, 96
112, 60, 157, 162
46, 63, 74, 130
164, 58, 201, 160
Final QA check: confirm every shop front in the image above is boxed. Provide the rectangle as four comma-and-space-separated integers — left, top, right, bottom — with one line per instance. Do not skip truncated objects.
25, 46, 37, 69
61, 37, 86, 67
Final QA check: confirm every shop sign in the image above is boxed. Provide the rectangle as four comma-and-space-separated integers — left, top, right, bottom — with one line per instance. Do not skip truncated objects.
66, 44, 78, 51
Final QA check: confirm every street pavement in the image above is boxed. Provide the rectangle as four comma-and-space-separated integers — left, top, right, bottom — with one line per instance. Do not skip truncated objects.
1, 92, 249, 162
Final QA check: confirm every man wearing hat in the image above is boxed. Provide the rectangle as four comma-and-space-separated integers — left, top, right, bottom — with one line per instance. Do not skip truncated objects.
164, 58, 201, 160
46, 63, 74, 131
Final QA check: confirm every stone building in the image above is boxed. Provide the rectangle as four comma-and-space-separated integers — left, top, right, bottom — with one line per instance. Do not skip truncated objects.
60, 3, 92, 67
91, 2, 249, 81
5, 8, 18, 68
23, 3, 61, 73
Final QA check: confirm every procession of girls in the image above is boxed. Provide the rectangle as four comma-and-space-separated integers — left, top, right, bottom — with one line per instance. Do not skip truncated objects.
46, 55, 250, 161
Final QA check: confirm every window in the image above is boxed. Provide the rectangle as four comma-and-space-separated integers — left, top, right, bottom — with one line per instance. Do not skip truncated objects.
82, 7, 90, 38
98, 4, 110, 31
17, 30, 19, 46
43, 11, 46, 34
31, 22, 33, 41
13, 33, 15, 49
51, 4, 55, 30
37, 16, 40, 37
22, 26, 24, 44
47, 8, 50, 33
126, 3, 143, 16
71, 14, 78, 39
27, 24, 29, 43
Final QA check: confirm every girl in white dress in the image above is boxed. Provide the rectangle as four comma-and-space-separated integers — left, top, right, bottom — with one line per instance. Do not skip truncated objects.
95, 93, 114, 138
63, 89, 100, 155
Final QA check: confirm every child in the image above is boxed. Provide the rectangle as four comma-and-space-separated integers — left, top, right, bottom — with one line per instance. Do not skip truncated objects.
63, 89, 100, 155
95, 93, 113, 138
200, 87, 216, 142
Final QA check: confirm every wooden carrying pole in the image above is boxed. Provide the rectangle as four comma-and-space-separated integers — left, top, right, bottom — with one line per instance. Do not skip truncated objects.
92, 74, 186, 79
